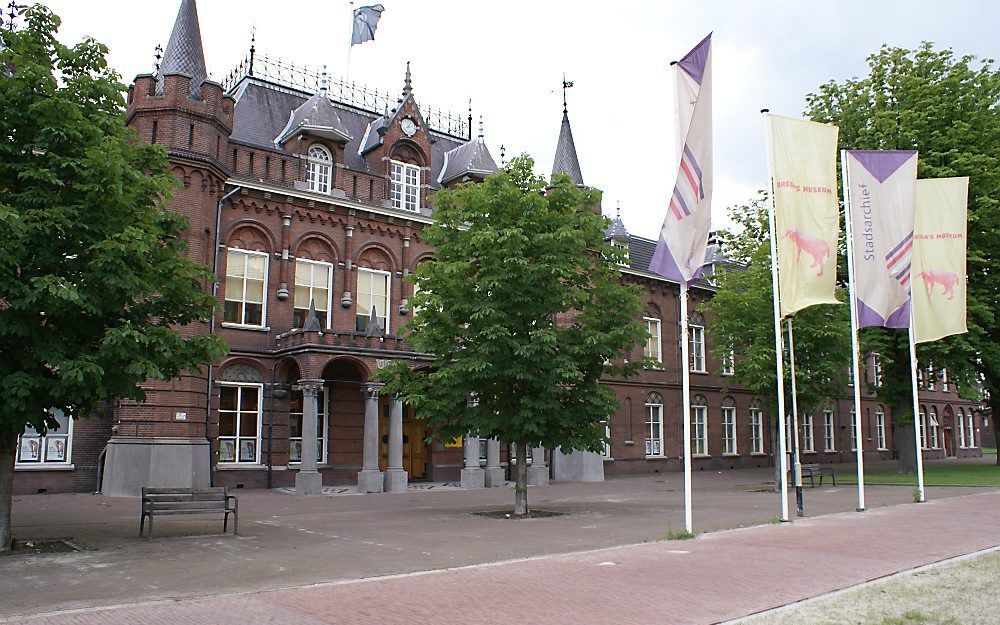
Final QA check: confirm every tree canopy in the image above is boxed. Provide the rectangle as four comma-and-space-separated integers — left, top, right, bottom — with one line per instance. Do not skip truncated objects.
379, 156, 648, 513
0, 5, 227, 549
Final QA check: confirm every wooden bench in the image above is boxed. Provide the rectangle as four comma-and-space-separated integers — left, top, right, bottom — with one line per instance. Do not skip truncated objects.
800, 463, 836, 487
139, 487, 238, 539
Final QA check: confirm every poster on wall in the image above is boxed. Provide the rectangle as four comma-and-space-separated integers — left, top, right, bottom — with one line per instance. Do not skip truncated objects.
240, 439, 256, 462
20, 437, 40, 462
290, 440, 302, 463
219, 439, 236, 462
46, 438, 66, 462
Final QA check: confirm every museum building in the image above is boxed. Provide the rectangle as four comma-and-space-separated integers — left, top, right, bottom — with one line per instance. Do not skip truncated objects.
12, 0, 990, 496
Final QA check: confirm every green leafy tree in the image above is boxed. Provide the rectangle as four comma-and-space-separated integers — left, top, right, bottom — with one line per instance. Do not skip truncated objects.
806, 43, 1000, 468
703, 193, 851, 487
0, 6, 227, 550
379, 156, 647, 515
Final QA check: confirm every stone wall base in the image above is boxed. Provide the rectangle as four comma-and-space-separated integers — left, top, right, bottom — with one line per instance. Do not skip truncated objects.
552, 448, 605, 482
102, 436, 210, 497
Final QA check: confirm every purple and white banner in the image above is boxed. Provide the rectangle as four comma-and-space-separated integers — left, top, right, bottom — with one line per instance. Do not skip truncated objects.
650, 33, 713, 284
844, 150, 919, 328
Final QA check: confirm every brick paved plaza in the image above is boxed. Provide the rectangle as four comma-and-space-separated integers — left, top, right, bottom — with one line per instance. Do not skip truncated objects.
3, 460, 998, 624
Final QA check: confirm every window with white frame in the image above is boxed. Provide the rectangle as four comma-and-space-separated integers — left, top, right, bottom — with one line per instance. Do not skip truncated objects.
958, 408, 966, 447
289, 386, 328, 464
294, 259, 333, 329
847, 364, 854, 386
871, 353, 883, 387
749, 402, 764, 454
356, 268, 391, 333
823, 409, 836, 451
218, 383, 262, 463
941, 369, 949, 392
692, 395, 708, 456
929, 406, 940, 449
967, 413, 975, 448
390, 160, 420, 211
224, 249, 268, 327
644, 392, 664, 457
602, 421, 612, 458
306, 144, 332, 194
926, 366, 936, 391
802, 414, 815, 453
643, 317, 662, 366
850, 408, 858, 450
918, 406, 928, 448
16, 408, 73, 466
721, 350, 735, 376
917, 368, 926, 390
689, 320, 706, 373
722, 398, 737, 455
876, 406, 886, 450
785, 417, 793, 453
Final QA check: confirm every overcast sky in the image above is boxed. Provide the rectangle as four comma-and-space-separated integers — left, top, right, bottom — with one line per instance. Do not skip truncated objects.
38, 0, 997, 239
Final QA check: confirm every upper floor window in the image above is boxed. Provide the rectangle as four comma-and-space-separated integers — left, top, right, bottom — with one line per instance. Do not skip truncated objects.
871, 352, 883, 387
17, 408, 72, 466
721, 350, 735, 376
644, 392, 664, 457
357, 267, 391, 333
294, 259, 333, 329
689, 317, 706, 373
643, 317, 662, 365
390, 160, 420, 212
307, 145, 332, 194
942, 369, 949, 392
224, 248, 268, 328
926, 365, 936, 391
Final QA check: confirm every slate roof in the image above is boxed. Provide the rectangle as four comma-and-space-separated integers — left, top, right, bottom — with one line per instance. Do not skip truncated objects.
438, 136, 498, 185
551, 110, 584, 186
156, 0, 207, 99
230, 78, 465, 188
274, 88, 352, 144
604, 215, 630, 241
625, 234, 720, 287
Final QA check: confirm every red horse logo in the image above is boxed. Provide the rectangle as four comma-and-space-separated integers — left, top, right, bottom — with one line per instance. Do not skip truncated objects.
784, 229, 830, 277
916, 269, 959, 300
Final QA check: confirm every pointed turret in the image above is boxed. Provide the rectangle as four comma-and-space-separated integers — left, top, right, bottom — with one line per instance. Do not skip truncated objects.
439, 116, 499, 186
274, 67, 352, 145
155, 0, 207, 99
551, 110, 584, 186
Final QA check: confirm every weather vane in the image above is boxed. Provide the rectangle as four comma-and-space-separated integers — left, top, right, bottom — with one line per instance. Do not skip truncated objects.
562, 74, 574, 113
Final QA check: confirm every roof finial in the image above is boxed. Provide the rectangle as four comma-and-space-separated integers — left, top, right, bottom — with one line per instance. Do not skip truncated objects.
478, 115, 484, 139
320, 64, 328, 97
616, 201, 621, 220
500, 144, 506, 166
153, 43, 163, 73
562, 73, 574, 114
248, 25, 256, 76
403, 60, 412, 95
468, 98, 473, 141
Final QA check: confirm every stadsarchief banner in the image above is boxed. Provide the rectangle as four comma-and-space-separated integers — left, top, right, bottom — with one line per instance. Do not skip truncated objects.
912, 177, 969, 343
769, 115, 840, 317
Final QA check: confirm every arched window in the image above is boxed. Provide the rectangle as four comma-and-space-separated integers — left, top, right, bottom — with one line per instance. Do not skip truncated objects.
929, 406, 940, 449
692, 394, 708, 456
957, 408, 966, 448
644, 392, 664, 457
306, 144, 332, 194
749, 400, 764, 454
822, 405, 836, 452
919, 405, 928, 449
722, 397, 737, 455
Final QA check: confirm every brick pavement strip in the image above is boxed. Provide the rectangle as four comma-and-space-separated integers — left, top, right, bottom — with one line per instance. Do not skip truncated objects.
5, 490, 999, 625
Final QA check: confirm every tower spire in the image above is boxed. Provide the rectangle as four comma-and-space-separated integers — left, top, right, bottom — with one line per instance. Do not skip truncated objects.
551, 75, 583, 186
155, 0, 208, 99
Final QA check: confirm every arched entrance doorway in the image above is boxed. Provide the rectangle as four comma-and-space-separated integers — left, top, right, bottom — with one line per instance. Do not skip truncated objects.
320, 358, 369, 484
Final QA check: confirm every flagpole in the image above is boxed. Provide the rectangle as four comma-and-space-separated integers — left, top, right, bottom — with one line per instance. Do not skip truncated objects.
762, 110, 790, 523
346, 2, 354, 82
908, 305, 927, 503
680, 281, 693, 533
840, 149, 867, 512
786, 318, 804, 517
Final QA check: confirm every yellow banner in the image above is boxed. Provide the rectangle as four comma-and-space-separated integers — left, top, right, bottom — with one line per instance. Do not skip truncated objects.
769, 115, 841, 317
913, 177, 968, 344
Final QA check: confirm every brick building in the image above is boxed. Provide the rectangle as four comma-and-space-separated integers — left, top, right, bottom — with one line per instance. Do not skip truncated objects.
12, 0, 988, 495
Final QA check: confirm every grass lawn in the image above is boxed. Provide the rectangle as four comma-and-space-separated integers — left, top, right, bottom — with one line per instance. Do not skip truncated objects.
839, 463, 1000, 486
984, 447, 997, 455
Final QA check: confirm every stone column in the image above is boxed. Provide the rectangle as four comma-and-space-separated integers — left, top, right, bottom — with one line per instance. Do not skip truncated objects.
528, 445, 549, 486
383, 396, 408, 492
357, 383, 384, 493
294, 379, 324, 496
460, 435, 485, 489
484, 438, 504, 487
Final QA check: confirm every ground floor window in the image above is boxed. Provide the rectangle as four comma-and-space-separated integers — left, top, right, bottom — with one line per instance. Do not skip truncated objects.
850, 408, 858, 451
692, 396, 708, 456
823, 409, 836, 451
289, 386, 328, 463
16, 408, 73, 466
602, 421, 612, 458
219, 383, 262, 463
802, 414, 815, 453
722, 400, 737, 455
645, 392, 663, 457
749, 405, 764, 454
876, 407, 886, 450
929, 407, 940, 449
966, 414, 975, 448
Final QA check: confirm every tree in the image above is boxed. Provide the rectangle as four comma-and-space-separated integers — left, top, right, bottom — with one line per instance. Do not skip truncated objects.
702, 193, 852, 487
0, 6, 227, 551
806, 43, 1000, 467
378, 156, 647, 515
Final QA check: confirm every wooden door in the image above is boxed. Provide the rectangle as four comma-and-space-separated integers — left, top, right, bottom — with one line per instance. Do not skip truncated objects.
406, 416, 427, 479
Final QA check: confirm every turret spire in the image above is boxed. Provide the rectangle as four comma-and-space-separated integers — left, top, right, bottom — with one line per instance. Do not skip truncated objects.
551, 76, 584, 186
155, 0, 208, 99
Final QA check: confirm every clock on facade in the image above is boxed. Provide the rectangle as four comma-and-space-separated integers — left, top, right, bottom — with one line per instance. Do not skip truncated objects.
400, 118, 417, 137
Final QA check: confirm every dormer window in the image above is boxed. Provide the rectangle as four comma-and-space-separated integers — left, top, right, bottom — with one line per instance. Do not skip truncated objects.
611, 239, 629, 266
390, 160, 420, 211
307, 145, 332, 194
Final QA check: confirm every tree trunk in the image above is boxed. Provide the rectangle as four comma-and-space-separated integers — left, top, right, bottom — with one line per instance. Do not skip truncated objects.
895, 406, 918, 475
991, 400, 999, 467
514, 440, 528, 516
0, 433, 15, 552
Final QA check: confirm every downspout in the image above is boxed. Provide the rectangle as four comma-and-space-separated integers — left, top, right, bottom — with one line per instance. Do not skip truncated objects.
206, 185, 243, 486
